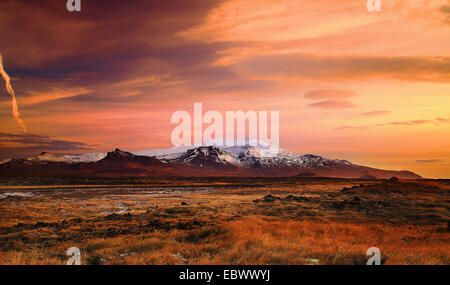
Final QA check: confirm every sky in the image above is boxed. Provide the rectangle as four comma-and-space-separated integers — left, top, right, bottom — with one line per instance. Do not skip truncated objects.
0, 0, 449, 178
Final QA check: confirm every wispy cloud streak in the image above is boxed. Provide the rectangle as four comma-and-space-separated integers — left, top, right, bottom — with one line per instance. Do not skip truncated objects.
0, 53, 26, 132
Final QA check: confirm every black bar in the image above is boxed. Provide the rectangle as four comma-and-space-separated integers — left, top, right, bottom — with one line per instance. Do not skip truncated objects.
0, 265, 447, 283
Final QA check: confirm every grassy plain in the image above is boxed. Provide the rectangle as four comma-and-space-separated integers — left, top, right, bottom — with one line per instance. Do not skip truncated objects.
0, 178, 448, 265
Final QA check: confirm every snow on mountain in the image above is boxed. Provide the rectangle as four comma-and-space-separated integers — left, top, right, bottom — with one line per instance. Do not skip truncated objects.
131, 138, 276, 159
36, 152, 73, 163
61, 152, 106, 163
33, 152, 106, 163
135, 138, 280, 159
0, 159, 11, 165
173, 146, 239, 168
132, 141, 352, 170
217, 146, 353, 169
0, 143, 422, 179
222, 144, 279, 158
7, 138, 351, 170
133, 146, 191, 159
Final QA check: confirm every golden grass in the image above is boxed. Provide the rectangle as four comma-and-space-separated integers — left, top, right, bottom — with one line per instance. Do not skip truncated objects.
1, 218, 447, 265
0, 179, 448, 265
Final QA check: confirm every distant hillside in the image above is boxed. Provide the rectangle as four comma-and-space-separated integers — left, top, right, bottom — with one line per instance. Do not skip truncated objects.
0, 145, 421, 179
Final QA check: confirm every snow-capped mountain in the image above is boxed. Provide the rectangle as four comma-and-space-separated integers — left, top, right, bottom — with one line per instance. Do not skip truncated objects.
172, 146, 240, 169
0, 144, 422, 179
137, 144, 353, 170
61, 152, 106, 163
23, 152, 106, 163
0, 159, 11, 165
134, 146, 192, 159
134, 138, 280, 160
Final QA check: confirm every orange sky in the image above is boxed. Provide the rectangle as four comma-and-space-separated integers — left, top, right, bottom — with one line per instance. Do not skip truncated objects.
0, 0, 449, 178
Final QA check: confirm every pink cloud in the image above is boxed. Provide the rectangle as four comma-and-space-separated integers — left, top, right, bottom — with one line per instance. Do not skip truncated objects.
335, 125, 368, 130
388, 120, 431, 126
343, 117, 450, 130
436, 117, 450, 123
304, 89, 356, 100
307, 100, 356, 109
358, 110, 391, 117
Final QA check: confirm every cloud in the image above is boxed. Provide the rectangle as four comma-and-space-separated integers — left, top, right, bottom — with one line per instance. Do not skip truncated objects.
387, 117, 450, 126
343, 117, 450, 129
179, 0, 449, 67
114, 75, 171, 88
239, 55, 450, 82
304, 89, 356, 100
21, 88, 90, 105
180, 0, 446, 43
0, 53, 27, 131
307, 100, 356, 109
440, 5, 450, 24
358, 110, 391, 117
304, 89, 357, 109
179, 0, 382, 43
0, 0, 241, 106
436, 117, 450, 123
335, 125, 368, 130
415, 159, 445, 163
0, 132, 91, 158
386, 120, 431, 126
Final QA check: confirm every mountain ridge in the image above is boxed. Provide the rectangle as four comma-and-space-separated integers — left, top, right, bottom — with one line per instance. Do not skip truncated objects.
0, 145, 422, 179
